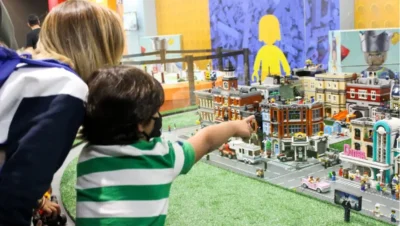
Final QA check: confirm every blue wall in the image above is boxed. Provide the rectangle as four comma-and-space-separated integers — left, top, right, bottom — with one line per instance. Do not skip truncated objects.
209, 0, 340, 83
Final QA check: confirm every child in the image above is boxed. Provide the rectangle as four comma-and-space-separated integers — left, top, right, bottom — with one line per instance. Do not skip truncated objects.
76, 66, 254, 225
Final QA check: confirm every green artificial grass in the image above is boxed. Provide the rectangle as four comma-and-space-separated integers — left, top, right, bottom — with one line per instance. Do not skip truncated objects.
329, 138, 352, 152
161, 105, 198, 116
60, 158, 389, 226
162, 110, 199, 131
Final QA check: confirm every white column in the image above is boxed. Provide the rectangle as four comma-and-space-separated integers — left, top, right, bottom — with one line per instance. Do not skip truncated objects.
340, 0, 355, 29
305, 146, 307, 160
124, 0, 158, 54
294, 147, 297, 161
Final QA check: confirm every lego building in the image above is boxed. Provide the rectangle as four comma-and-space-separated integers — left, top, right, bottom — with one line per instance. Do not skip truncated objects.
340, 115, 400, 184
346, 77, 392, 119
195, 63, 262, 127
196, 89, 214, 127
349, 117, 374, 159
261, 98, 324, 157
390, 81, 400, 110
314, 73, 354, 117
299, 76, 316, 102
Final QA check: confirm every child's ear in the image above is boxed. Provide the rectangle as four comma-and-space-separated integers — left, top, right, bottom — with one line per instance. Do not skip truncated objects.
138, 124, 144, 132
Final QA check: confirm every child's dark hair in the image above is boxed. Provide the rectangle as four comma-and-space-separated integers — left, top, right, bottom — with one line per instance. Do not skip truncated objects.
81, 66, 164, 145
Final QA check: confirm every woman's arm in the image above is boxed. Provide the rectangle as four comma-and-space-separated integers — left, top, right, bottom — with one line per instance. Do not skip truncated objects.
0, 69, 87, 225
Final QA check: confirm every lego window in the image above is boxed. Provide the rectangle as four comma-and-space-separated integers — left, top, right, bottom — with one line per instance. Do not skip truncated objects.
223, 81, 229, 89
332, 96, 336, 101
318, 95, 322, 101
350, 89, 355, 98
289, 110, 300, 120
367, 145, 373, 158
334, 83, 337, 88
248, 151, 253, 156
354, 129, 361, 139
371, 91, 376, 100
328, 95, 331, 100
289, 125, 301, 134
311, 82, 315, 89
358, 90, 367, 99
354, 143, 361, 150
312, 109, 321, 119
319, 82, 322, 87
302, 110, 306, 119
312, 124, 320, 134
328, 82, 331, 87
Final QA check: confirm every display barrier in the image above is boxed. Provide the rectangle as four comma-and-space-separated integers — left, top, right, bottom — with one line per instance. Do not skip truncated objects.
122, 47, 250, 110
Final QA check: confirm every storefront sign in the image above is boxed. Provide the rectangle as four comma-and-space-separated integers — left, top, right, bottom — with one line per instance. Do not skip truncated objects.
343, 144, 366, 159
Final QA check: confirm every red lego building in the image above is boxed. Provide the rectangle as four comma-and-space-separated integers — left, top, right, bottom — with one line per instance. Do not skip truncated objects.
346, 77, 392, 118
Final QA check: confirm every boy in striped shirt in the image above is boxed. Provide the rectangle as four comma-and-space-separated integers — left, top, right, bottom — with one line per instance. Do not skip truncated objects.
76, 66, 254, 226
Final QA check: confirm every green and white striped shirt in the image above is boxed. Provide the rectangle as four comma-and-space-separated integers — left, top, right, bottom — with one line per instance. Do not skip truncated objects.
76, 137, 195, 226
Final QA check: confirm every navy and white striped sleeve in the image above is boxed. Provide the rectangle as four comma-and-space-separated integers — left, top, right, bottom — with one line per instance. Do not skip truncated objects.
0, 67, 88, 225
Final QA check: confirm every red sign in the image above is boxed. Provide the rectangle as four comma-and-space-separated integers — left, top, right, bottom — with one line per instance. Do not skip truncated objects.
343, 144, 366, 159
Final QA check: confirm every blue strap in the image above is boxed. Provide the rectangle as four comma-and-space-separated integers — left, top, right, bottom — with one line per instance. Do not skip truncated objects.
0, 47, 77, 88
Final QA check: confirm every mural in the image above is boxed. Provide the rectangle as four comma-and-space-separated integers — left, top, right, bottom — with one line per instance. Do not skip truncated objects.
252, 15, 291, 83
209, 0, 340, 83
329, 29, 400, 76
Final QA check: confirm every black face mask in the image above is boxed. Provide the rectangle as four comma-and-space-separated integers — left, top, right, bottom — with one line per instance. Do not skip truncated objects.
143, 112, 162, 140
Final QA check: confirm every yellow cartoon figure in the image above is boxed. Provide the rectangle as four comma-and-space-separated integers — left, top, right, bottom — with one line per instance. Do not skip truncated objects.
252, 15, 291, 83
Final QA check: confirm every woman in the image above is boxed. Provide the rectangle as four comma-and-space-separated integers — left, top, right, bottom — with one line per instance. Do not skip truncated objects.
0, 1, 125, 225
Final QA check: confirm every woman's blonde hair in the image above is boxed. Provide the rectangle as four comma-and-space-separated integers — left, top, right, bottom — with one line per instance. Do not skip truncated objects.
36, 0, 125, 81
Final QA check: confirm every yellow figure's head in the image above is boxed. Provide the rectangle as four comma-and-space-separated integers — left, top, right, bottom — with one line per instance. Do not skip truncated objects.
259, 15, 281, 45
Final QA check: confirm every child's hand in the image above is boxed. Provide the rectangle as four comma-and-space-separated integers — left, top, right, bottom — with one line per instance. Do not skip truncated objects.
233, 115, 255, 138
41, 198, 61, 218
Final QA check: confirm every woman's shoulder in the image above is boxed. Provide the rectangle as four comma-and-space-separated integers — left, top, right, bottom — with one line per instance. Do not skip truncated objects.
6, 65, 88, 101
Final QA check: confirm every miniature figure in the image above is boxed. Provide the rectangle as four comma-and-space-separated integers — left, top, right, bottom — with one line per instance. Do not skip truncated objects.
376, 182, 381, 192
206, 154, 210, 161
338, 165, 343, 177
168, 125, 171, 132
355, 170, 361, 181
391, 187, 396, 200
361, 180, 366, 192
305, 59, 313, 68
256, 168, 264, 178
373, 203, 381, 217
392, 173, 399, 185
331, 171, 336, 181
391, 209, 397, 223
309, 176, 315, 183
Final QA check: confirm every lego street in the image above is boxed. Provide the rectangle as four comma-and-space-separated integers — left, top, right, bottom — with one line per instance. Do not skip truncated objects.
164, 125, 399, 224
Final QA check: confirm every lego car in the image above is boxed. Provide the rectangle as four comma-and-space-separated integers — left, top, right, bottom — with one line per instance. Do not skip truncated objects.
301, 177, 331, 193
277, 152, 294, 162
319, 151, 341, 167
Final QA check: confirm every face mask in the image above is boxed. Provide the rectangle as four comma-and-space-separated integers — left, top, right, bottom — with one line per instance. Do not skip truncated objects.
143, 112, 162, 140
